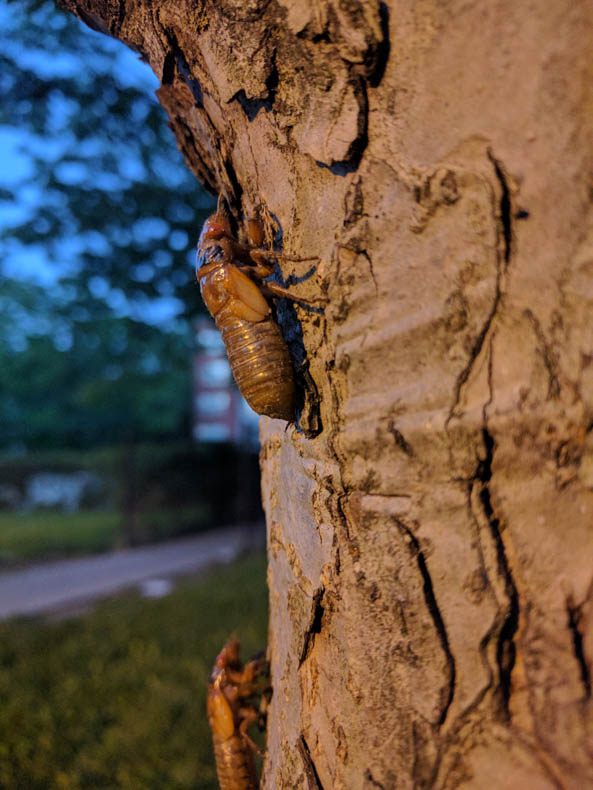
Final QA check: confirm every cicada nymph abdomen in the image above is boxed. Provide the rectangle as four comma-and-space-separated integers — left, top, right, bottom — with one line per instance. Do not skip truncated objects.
215, 303, 295, 421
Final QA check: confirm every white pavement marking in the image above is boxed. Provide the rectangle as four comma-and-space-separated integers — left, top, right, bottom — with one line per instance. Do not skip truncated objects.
0, 525, 263, 620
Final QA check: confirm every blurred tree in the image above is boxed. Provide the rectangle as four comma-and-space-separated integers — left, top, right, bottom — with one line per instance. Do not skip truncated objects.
0, 314, 191, 448
0, 0, 214, 450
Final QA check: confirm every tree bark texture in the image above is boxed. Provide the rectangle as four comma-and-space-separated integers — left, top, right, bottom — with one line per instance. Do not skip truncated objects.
59, 0, 593, 787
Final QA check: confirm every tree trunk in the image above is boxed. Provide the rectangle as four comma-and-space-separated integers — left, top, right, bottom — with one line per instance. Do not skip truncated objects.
59, 0, 593, 786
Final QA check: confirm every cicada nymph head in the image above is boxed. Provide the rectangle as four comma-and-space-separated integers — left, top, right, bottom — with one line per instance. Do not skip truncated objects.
212, 638, 242, 675
196, 207, 228, 276
196, 192, 228, 241
197, 212, 231, 247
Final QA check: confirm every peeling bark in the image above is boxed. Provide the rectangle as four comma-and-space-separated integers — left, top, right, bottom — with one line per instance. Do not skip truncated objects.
59, 0, 593, 786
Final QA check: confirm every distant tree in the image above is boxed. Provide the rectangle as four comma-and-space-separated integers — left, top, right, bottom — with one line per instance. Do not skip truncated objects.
0, 0, 214, 449
0, 312, 191, 448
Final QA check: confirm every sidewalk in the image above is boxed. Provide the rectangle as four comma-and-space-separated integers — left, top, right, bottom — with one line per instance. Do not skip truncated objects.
0, 524, 264, 620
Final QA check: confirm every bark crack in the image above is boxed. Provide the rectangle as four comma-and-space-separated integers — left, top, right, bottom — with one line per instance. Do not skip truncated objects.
299, 586, 326, 667
566, 594, 592, 700
364, 768, 385, 788
161, 50, 176, 85
367, 3, 390, 88
230, 47, 278, 121
153, 15, 204, 106
173, 50, 204, 107
115, 0, 126, 37
487, 149, 513, 267
361, 249, 378, 296
324, 74, 369, 176
475, 428, 520, 717
524, 308, 561, 400
446, 287, 499, 423
387, 419, 414, 457
298, 735, 326, 790
394, 519, 456, 727
447, 150, 511, 424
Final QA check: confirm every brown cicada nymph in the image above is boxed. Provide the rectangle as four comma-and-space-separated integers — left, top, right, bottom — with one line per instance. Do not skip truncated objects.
207, 640, 269, 790
196, 198, 315, 422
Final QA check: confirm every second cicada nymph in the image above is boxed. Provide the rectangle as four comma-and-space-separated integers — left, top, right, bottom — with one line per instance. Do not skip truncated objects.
207, 640, 269, 790
196, 199, 314, 422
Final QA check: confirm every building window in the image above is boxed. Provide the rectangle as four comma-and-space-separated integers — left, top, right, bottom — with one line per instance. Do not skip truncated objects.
195, 391, 231, 416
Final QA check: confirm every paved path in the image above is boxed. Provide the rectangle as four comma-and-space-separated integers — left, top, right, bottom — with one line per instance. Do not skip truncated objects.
0, 525, 264, 620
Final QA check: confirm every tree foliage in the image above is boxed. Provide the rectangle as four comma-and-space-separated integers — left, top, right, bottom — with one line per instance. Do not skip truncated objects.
0, 0, 213, 449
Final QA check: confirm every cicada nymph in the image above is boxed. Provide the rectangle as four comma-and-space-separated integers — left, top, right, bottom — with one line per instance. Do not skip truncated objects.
196, 198, 314, 422
207, 640, 269, 790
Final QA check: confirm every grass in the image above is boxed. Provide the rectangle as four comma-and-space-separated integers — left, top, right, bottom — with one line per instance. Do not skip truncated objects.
0, 506, 214, 567
0, 552, 268, 789
0, 511, 121, 566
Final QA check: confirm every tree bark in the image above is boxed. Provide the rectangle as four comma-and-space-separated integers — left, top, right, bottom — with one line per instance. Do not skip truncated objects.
59, 0, 593, 786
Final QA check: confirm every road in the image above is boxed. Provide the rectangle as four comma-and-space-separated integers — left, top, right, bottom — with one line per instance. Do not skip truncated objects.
0, 525, 264, 620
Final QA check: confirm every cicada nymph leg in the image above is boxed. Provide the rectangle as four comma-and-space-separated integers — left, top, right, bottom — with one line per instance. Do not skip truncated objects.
235, 216, 322, 307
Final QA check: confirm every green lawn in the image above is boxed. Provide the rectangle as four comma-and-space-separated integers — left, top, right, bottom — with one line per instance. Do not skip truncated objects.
0, 553, 268, 790
0, 506, 213, 567
0, 511, 121, 566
